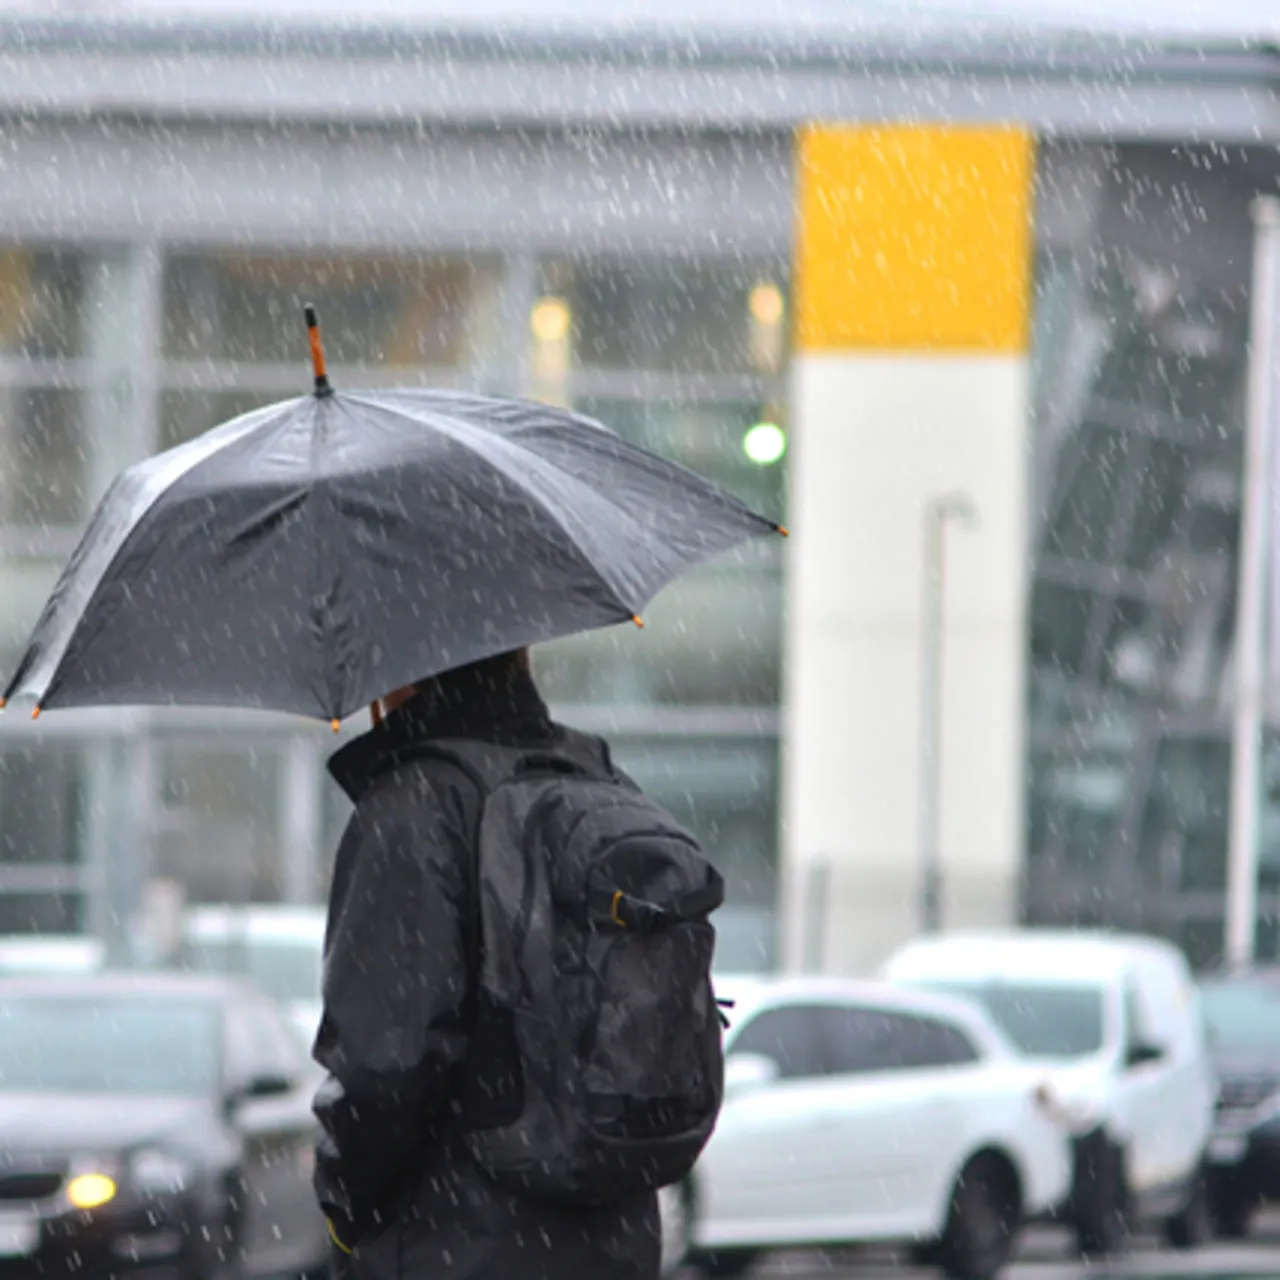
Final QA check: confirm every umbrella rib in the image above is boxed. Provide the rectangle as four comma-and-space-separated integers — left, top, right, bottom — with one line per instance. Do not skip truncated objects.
342, 393, 650, 613
311, 396, 340, 721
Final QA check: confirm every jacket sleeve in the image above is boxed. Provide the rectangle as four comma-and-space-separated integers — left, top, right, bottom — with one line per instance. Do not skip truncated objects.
311, 767, 476, 1243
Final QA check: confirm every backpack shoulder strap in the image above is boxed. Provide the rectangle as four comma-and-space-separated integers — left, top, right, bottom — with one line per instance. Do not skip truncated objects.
517, 726, 614, 781
375, 739, 519, 1005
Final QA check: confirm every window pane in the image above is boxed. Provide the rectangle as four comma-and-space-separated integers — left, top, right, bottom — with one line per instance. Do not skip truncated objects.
535, 258, 789, 375
1138, 736, 1230, 893
155, 746, 282, 904
1043, 425, 1133, 564
1122, 441, 1190, 571
0, 388, 88, 525
0, 558, 61, 678
536, 549, 781, 708
1177, 919, 1223, 972
0, 745, 84, 869
1029, 583, 1094, 676
0, 248, 90, 359
162, 252, 502, 368
0, 893, 82, 934
575, 398, 787, 520
158, 390, 273, 453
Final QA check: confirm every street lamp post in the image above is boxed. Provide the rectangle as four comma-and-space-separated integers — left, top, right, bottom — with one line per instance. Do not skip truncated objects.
919, 492, 978, 935
1226, 195, 1280, 968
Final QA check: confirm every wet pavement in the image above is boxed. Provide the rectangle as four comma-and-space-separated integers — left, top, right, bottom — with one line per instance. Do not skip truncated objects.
678, 1222, 1280, 1278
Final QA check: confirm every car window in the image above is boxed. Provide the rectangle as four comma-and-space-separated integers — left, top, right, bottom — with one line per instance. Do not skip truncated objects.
824, 1008, 980, 1074
730, 1005, 827, 1080
919, 979, 1106, 1058
224, 997, 306, 1088
895, 1015, 981, 1068
0, 994, 219, 1096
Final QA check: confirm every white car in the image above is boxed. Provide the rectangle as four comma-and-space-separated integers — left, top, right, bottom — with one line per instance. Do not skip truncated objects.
177, 904, 326, 1050
882, 930, 1217, 1256
670, 978, 1074, 1279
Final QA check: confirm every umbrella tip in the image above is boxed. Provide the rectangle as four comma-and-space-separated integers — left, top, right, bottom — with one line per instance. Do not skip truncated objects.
304, 303, 333, 398
30, 705, 40, 721
330, 718, 341, 733
0, 697, 5, 710
632, 615, 645, 629
776, 524, 789, 537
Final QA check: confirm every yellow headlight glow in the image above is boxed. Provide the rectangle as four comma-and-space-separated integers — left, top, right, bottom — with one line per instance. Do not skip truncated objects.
66, 1173, 117, 1210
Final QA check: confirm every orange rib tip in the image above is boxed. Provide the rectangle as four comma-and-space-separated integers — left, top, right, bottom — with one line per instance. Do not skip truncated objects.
632, 615, 645, 629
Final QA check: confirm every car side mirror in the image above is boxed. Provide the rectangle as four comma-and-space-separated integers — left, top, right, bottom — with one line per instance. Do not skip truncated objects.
1125, 1041, 1165, 1069
724, 1052, 780, 1099
226, 1073, 295, 1113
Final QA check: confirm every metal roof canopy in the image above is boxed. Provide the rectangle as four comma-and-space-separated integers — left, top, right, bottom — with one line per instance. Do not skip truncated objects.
0, 0, 1279, 139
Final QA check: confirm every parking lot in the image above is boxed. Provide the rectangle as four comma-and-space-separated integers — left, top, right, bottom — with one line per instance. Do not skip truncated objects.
676, 1221, 1280, 1279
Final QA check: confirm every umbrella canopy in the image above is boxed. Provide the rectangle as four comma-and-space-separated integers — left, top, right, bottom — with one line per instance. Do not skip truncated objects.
2, 376, 781, 726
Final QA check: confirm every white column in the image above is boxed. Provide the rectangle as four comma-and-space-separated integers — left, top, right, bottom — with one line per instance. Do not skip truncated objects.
280, 735, 323, 904
1225, 196, 1280, 967
780, 125, 1037, 976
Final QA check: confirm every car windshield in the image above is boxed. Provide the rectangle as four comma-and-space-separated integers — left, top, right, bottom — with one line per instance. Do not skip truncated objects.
184, 938, 321, 1005
0, 994, 220, 1095
920, 980, 1107, 1058
1200, 981, 1280, 1050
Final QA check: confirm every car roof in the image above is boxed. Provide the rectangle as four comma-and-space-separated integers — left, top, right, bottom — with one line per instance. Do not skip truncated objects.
882, 929, 1184, 983
184, 904, 326, 942
723, 975, 1016, 1055
0, 968, 263, 1003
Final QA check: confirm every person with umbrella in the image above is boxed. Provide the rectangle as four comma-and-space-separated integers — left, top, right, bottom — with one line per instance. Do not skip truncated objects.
2, 309, 784, 1280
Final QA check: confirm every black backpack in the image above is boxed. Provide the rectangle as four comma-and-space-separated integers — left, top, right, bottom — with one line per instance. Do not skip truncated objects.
422, 728, 726, 1207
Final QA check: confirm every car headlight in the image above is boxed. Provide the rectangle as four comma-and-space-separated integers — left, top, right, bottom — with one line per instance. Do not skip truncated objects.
128, 1149, 190, 1196
66, 1172, 118, 1210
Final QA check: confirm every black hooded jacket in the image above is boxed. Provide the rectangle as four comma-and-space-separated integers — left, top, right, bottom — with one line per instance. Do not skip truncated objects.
312, 662, 661, 1280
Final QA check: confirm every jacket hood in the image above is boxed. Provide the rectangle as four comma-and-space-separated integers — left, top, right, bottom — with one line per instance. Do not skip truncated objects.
327, 663, 555, 803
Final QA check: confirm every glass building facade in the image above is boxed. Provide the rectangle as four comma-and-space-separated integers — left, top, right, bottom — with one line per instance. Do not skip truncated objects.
2, 11, 1279, 975
0, 232, 788, 969
1025, 143, 1280, 967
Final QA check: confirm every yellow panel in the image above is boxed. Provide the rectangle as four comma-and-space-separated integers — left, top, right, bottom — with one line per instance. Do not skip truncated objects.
795, 125, 1035, 353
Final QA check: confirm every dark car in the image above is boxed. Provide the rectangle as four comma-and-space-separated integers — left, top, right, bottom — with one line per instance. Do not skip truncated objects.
0, 971, 328, 1280
1199, 967, 1280, 1236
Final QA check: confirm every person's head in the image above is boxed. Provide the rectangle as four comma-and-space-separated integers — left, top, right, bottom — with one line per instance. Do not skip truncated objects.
374, 648, 532, 722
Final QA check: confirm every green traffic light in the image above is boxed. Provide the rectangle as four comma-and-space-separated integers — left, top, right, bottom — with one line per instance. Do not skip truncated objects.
743, 422, 787, 466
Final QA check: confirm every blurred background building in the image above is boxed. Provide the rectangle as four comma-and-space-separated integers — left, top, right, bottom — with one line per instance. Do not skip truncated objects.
1, 0, 1279, 973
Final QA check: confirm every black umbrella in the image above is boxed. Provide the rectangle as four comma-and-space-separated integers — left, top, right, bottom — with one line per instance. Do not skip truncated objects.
3, 308, 783, 727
